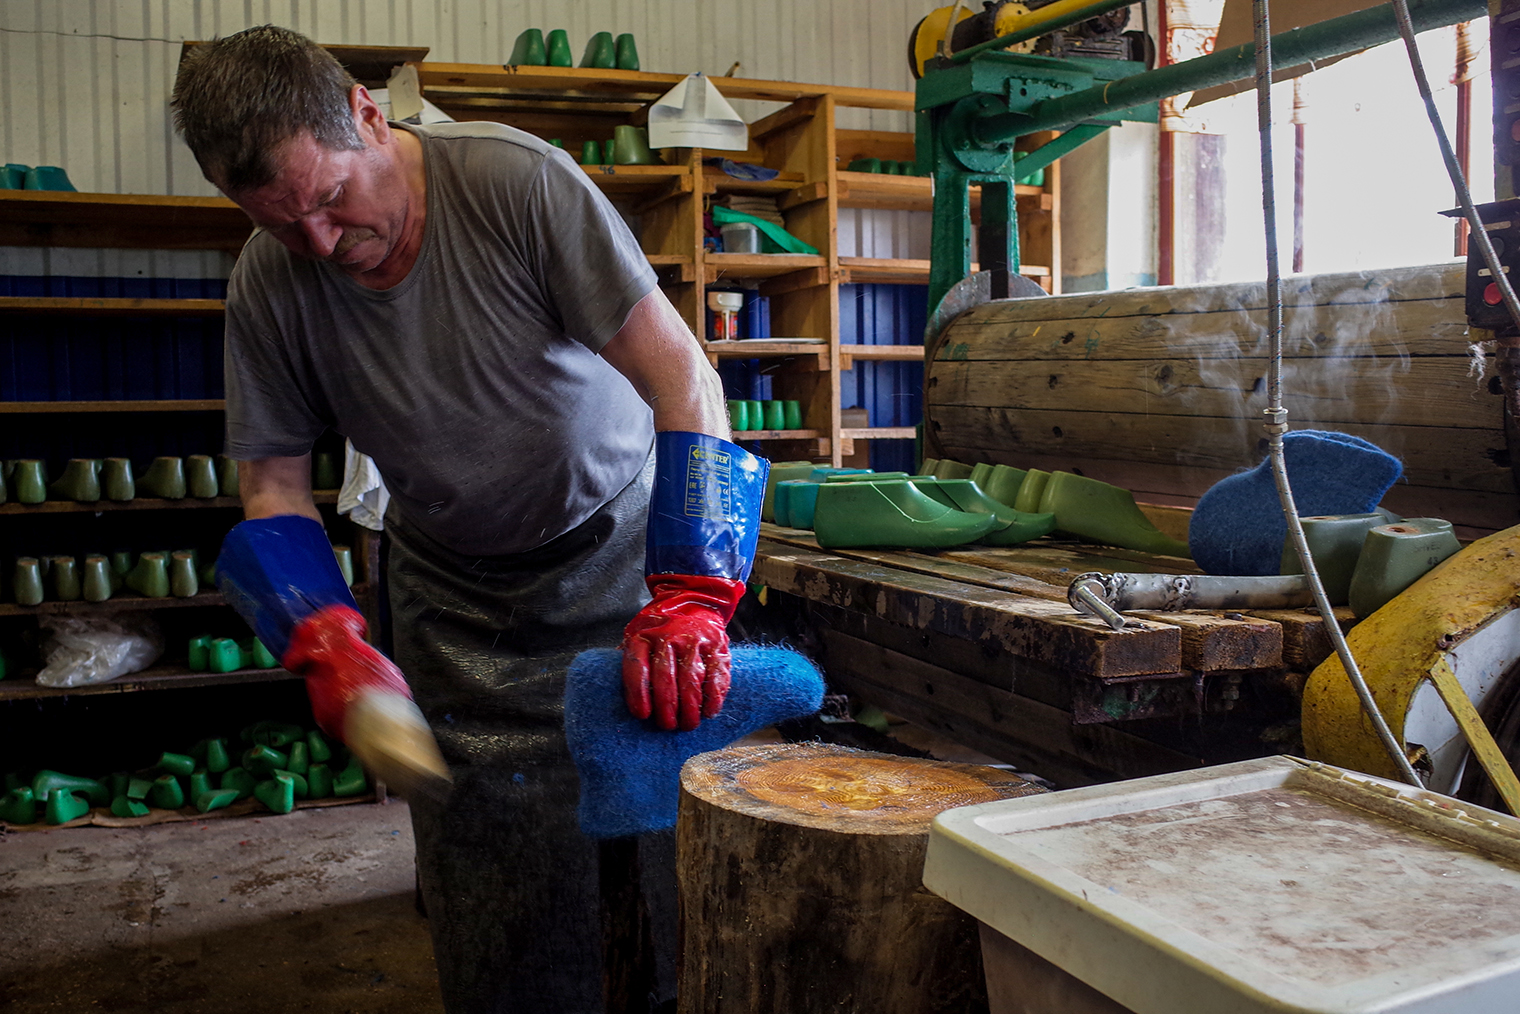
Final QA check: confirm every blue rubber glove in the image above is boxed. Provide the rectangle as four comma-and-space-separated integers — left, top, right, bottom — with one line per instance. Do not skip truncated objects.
622, 432, 769, 730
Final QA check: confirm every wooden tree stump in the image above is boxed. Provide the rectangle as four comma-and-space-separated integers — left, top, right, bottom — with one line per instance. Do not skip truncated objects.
677, 742, 1044, 1014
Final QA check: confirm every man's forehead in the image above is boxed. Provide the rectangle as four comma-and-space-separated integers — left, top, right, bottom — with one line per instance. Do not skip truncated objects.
236, 139, 344, 215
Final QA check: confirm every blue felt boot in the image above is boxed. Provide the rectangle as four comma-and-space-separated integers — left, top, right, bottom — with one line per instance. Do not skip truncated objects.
1188, 430, 1402, 576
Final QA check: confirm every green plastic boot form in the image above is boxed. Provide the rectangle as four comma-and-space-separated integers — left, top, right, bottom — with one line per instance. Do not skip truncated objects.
215, 455, 240, 497
507, 28, 547, 66
170, 551, 199, 598
546, 29, 573, 66
285, 741, 309, 776
1279, 513, 1386, 605
246, 721, 304, 747
188, 635, 211, 672
111, 796, 149, 818
580, 31, 615, 68
333, 759, 369, 797
12, 460, 47, 504
1012, 469, 1051, 513
126, 776, 152, 800
615, 32, 639, 70
915, 479, 1056, 545
109, 550, 132, 588
306, 763, 334, 799
188, 770, 213, 800
48, 458, 101, 502
48, 556, 81, 601
332, 544, 355, 586
220, 767, 257, 801
101, 457, 135, 501
307, 730, 333, 764
186, 454, 219, 498
126, 552, 170, 598
156, 751, 194, 777
139, 456, 185, 499
982, 464, 1028, 508
248, 639, 279, 670
312, 451, 342, 491
932, 459, 973, 480
1037, 472, 1192, 558
46, 789, 91, 825
82, 555, 113, 603
203, 738, 232, 774
1347, 518, 1462, 619
208, 638, 242, 672
255, 773, 296, 814
13, 557, 43, 606
33, 770, 108, 806
0, 787, 37, 824
243, 745, 289, 776
813, 480, 1004, 549
273, 769, 310, 799
148, 774, 185, 809
196, 788, 240, 813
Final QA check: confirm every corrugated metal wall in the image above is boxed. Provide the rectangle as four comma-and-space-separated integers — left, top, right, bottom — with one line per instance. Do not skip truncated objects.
0, 0, 927, 197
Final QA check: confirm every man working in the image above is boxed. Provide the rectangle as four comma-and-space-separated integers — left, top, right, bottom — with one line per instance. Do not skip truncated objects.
171, 26, 766, 1013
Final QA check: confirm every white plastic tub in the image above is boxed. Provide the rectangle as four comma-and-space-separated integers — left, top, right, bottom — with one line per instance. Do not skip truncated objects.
924, 756, 1520, 1014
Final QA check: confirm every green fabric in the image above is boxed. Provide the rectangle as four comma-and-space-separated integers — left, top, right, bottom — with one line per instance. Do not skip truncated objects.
711, 206, 818, 255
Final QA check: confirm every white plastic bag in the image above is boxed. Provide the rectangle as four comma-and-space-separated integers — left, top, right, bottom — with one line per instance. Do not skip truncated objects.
35, 614, 164, 688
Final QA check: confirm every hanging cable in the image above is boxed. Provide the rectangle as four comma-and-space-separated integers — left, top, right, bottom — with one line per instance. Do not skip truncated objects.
1251, 0, 1423, 785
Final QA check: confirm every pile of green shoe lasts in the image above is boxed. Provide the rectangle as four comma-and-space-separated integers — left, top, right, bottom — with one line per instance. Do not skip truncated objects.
760, 457, 1189, 557
0, 720, 369, 827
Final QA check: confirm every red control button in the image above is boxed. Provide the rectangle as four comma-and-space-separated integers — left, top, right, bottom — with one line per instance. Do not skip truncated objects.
1486, 282, 1504, 306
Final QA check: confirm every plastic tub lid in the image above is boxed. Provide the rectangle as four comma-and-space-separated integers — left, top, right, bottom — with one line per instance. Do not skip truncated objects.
924, 756, 1520, 1014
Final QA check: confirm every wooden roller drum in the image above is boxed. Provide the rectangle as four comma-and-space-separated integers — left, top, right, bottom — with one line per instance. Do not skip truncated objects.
676, 742, 1043, 1014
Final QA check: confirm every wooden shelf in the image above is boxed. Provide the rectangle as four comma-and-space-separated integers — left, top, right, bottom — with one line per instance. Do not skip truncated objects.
706, 253, 827, 280
703, 340, 829, 368
0, 400, 225, 413
839, 427, 918, 440
835, 171, 1047, 213
0, 296, 225, 316
703, 167, 807, 197
582, 163, 690, 193
839, 344, 925, 369
0, 590, 226, 617
0, 491, 339, 515
418, 63, 914, 111
839, 257, 1050, 285
732, 429, 823, 440
0, 664, 298, 701
0, 190, 251, 251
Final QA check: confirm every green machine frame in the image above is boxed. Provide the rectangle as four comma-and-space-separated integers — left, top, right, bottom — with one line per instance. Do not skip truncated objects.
916, 0, 1486, 315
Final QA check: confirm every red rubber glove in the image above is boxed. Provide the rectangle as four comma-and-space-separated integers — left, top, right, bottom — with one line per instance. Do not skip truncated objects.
621, 574, 747, 731
282, 604, 414, 743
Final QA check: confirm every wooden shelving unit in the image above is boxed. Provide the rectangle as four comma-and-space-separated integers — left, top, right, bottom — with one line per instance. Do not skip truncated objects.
0, 491, 340, 515
413, 65, 1060, 465
0, 664, 301, 701
0, 400, 227, 413
0, 589, 227, 617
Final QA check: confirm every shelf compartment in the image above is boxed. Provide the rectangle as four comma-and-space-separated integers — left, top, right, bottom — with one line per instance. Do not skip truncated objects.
0, 296, 226, 316
417, 63, 914, 111
839, 344, 925, 369
703, 167, 808, 197
0, 664, 299, 701
839, 257, 1050, 285
732, 429, 823, 440
705, 254, 828, 281
0, 590, 226, 617
703, 340, 830, 368
0, 190, 252, 251
0, 491, 339, 515
835, 172, 1047, 213
0, 400, 226, 413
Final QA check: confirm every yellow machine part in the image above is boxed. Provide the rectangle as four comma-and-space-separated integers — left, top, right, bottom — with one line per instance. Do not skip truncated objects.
992, 2, 1039, 54
911, 5, 975, 79
1302, 524, 1520, 790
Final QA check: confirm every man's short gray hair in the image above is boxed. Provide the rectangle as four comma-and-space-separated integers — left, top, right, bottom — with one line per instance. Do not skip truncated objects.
172, 25, 364, 192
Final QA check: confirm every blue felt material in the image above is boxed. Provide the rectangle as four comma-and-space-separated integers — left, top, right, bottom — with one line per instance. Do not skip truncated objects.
564, 645, 825, 838
646, 431, 769, 581
216, 515, 358, 660
1188, 430, 1403, 576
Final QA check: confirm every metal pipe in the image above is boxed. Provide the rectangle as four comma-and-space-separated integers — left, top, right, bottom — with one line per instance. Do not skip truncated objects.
947, 0, 1136, 64
972, 0, 1482, 144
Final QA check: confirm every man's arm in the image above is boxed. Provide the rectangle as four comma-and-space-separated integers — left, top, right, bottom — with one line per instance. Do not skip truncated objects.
239, 454, 321, 522
599, 288, 730, 437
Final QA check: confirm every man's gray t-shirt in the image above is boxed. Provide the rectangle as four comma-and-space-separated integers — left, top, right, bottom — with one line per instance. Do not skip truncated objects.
224, 121, 658, 556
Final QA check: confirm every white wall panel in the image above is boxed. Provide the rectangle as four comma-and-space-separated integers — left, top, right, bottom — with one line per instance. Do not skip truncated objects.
0, 0, 926, 196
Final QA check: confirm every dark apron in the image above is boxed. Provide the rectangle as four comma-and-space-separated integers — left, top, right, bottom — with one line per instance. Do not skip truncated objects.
386, 451, 675, 1014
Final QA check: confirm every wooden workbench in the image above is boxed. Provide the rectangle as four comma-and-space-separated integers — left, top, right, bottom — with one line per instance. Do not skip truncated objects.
753, 523, 1347, 786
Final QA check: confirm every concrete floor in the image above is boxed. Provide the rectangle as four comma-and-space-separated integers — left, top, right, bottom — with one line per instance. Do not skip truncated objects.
0, 801, 442, 1014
